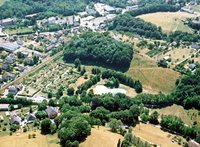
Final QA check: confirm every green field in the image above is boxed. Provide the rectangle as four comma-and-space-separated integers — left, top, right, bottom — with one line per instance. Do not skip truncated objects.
3, 27, 34, 35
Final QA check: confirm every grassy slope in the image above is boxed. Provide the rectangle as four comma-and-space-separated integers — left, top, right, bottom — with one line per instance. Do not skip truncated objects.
152, 104, 200, 127
137, 12, 194, 33
80, 126, 123, 147
126, 53, 180, 94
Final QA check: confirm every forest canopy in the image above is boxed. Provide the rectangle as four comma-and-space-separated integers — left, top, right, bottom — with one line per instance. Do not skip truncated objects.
63, 31, 133, 69
0, 0, 90, 19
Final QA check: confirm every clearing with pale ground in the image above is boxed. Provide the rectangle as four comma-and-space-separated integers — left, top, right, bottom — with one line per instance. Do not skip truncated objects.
156, 47, 196, 66
137, 12, 196, 33
0, 131, 59, 147
133, 123, 182, 147
80, 126, 123, 147
152, 104, 200, 127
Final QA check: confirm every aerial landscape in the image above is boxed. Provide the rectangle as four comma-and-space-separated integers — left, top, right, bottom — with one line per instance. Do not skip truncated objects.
0, 0, 200, 147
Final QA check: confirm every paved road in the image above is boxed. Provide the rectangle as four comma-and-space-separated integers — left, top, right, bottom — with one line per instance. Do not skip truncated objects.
0, 50, 64, 94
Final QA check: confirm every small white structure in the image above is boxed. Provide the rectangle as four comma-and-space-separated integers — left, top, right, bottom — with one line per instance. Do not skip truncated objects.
93, 85, 126, 96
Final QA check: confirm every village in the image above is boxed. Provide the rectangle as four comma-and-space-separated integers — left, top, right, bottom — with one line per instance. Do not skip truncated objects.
0, 0, 200, 147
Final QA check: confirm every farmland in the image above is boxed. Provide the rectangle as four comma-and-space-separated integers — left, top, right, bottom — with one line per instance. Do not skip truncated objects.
133, 123, 185, 147
19, 61, 80, 97
137, 12, 196, 33
0, 131, 59, 147
152, 104, 200, 127
80, 126, 123, 147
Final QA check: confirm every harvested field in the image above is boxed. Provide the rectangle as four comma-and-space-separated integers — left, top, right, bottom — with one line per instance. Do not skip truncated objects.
80, 126, 123, 147
126, 67, 180, 94
133, 123, 182, 147
152, 104, 200, 127
0, 131, 48, 147
137, 12, 196, 33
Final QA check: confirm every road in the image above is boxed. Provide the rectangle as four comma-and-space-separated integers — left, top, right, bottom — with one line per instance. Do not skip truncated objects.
0, 50, 64, 94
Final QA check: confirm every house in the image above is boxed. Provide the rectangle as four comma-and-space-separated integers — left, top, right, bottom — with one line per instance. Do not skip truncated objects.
104, 5, 116, 14
8, 86, 18, 95
0, 104, 9, 111
181, 7, 194, 14
2, 63, 10, 71
4, 54, 16, 64
188, 63, 196, 70
45, 106, 59, 119
86, 8, 97, 16
188, 140, 200, 147
190, 43, 200, 50
2, 73, 15, 82
16, 40, 23, 46
10, 114, 21, 125
26, 113, 36, 123
0, 18, 17, 26
163, 56, 171, 61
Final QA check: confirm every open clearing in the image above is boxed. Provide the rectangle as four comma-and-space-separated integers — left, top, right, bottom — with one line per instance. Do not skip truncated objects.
156, 47, 196, 66
152, 104, 200, 127
0, 131, 59, 147
133, 123, 182, 147
80, 126, 123, 147
126, 66, 180, 94
137, 12, 196, 33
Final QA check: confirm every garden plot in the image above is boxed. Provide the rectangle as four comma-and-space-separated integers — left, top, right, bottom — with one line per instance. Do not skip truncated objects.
21, 62, 80, 96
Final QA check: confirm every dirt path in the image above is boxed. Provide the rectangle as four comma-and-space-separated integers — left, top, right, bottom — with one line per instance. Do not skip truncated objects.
0, 51, 63, 94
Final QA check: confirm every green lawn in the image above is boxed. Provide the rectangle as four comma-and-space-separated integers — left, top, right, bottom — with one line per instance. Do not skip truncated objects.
3, 27, 34, 35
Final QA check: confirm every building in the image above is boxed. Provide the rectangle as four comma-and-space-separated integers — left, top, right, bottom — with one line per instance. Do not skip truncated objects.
26, 113, 36, 123
0, 18, 17, 26
4, 54, 16, 64
10, 114, 21, 125
104, 5, 116, 14
188, 63, 196, 70
188, 140, 200, 147
0, 42, 19, 52
8, 86, 18, 95
190, 43, 200, 50
45, 106, 59, 119
0, 104, 9, 111
181, 7, 194, 14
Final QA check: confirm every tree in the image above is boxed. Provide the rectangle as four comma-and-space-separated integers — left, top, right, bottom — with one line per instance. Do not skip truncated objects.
48, 92, 52, 98
7, 93, 14, 99
149, 111, 159, 124
140, 113, 149, 123
67, 87, 75, 96
48, 99, 56, 107
74, 58, 81, 68
108, 119, 123, 132
41, 118, 52, 134
134, 80, 143, 93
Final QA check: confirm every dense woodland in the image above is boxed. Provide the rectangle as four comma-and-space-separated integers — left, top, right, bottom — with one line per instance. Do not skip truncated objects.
63, 32, 133, 69
0, 0, 90, 19
109, 14, 163, 39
